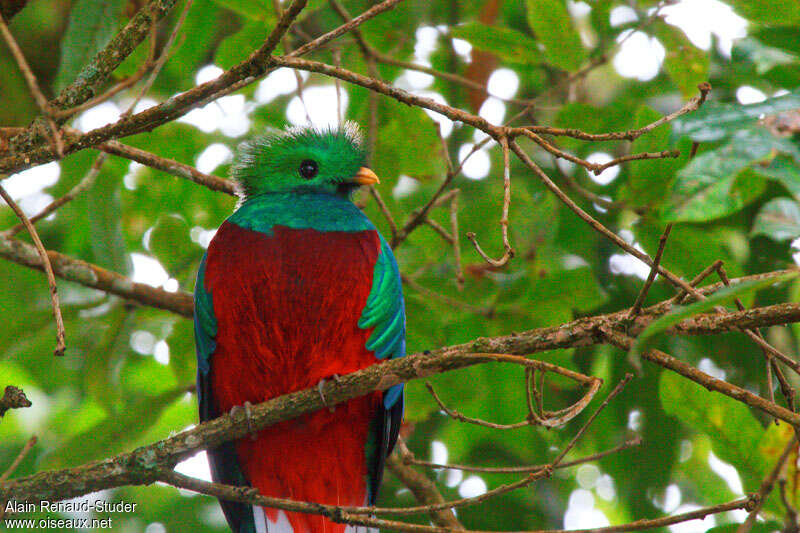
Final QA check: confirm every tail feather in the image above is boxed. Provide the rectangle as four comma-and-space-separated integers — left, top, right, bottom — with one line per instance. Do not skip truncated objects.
253, 507, 293, 533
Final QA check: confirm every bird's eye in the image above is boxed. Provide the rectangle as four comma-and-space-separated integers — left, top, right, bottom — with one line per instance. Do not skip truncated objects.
299, 159, 319, 180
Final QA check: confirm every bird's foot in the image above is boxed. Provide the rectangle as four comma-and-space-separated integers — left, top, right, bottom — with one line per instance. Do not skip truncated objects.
230, 401, 258, 441
317, 375, 341, 413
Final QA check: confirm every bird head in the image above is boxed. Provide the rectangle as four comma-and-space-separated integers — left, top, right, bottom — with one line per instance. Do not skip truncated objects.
230, 123, 379, 200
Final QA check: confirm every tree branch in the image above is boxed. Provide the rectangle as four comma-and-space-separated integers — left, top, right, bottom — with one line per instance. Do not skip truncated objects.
10, 0, 180, 153
0, 232, 193, 316
0, 0, 404, 175
0, 183, 66, 355
0, 386, 31, 417
95, 139, 235, 195
0, 225, 798, 351
388, 441, 464, 530
0, 353, 598, 504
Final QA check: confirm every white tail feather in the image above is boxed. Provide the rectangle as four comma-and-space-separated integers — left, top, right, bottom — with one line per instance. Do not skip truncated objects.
253, 507, 294, 533
253, 506, 268, 533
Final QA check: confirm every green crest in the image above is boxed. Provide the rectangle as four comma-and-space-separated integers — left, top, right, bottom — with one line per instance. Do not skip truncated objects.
231, 123, 368, 199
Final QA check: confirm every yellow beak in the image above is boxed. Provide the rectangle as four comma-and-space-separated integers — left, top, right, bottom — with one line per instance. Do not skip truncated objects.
352, 167, 380, 186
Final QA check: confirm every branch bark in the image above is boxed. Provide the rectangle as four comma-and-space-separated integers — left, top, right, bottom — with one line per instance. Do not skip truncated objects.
10, 0, 180, 153
387, 442, 464, 530
0, 386, 31, 417
0, 353, 595, 504
0, 228, 798, 350
0, 0, 404, 175
0, 232, 193, 316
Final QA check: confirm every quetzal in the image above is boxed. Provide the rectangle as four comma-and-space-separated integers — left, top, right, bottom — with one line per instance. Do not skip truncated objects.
194, 124, 405, 533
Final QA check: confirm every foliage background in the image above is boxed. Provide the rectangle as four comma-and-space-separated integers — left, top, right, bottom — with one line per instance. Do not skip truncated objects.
2, 0, 800, 531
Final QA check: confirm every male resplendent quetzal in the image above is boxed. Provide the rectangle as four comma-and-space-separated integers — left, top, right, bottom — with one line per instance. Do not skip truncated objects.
194, 124, 405, 533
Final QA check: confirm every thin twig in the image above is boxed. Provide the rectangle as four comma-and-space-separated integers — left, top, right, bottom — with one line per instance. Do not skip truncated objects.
0, 230, 195, 316
0, 436, 37, 482
551, 157, 635, 213
389, 440, 464, 530
5, 153, 107, 236
466, 137, 514, 267
779, 478, 799, 532
391, 124, 466, 248
328, 0, 532, 109
4, 2, 193, 239
369, 186, 398, 239
1, 0, 404, 176
125, 0, 194, 118
0, 14, 63, 157
0, 183, 65, 356
737, 435, 797, 533
670, 260, 723, 304
630, 224, 672, 317
93, 137, 235, 194
520, 83, 711, 142
333, 47, 343, 125
167, 472, 750, 533
524, 367, 540, 422
401, 273, 492, 316
154, 392, 634, 533
407, 437, 641, 473
518, 127, 680, 174
552, 374, 633, 466
450, 191, 464, 289
426, 360, 602, 430
424, 218, 454, 243
52, 10, 160, 120
510, 138, 800, 384
600, 327, 800, 426
717, 263, 795, 416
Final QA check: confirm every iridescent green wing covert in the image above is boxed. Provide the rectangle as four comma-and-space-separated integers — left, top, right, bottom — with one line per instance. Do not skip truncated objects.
359, 235, 405, 505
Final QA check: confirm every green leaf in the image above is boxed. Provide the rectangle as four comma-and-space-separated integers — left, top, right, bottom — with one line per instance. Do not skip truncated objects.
751, 26, 800, 56
41, 387, 184, 469
521, 266, 606, 326
752, 197, 800, 241
757, 422, 797, 513
727, 0, 800, 26
672, 89, 800, 142
160, 0, 222, 92
660, 166, 766, 223
660, 127, 799, 222
87, 158, 131, 274
83, 306, 134, 411
732, 37, 799, 75
706, 523, 782, 533
554, 102, 603, 133
525, 0, 586, 71
632, 272, 797, 359
659, 370, 768, 493
757, 154, 800, 199
450, 22, 543, 65
625, 106, 683, 206
210, 0, 272, 20
673, 436, 737, 507
634, 222, 743, 281
655, 23, 709, 98
214, 20, 272, 69
149, 214, 195, 274
373, 100, 445, 179
55, 0, 126, 91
